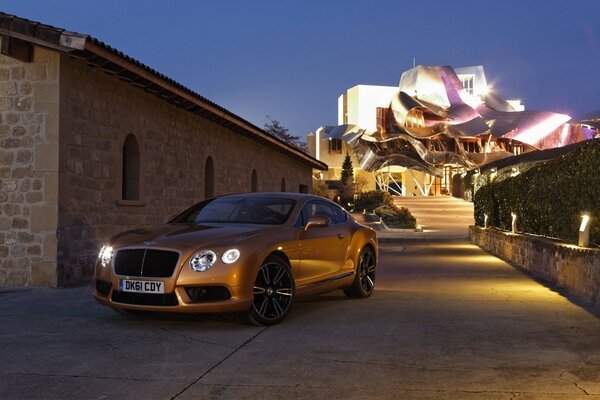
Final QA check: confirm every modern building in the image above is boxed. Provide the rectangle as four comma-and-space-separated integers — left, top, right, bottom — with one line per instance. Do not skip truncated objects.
308, 65, 595, 196
0, 13, 326, 287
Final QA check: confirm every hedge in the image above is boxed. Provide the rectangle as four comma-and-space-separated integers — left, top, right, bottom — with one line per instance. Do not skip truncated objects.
353, 190, 394, 212
473, 139, 600, 245
374, 205, 417, 229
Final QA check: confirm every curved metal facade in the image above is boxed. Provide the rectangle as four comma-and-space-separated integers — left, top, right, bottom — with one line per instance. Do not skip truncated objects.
322, 65, 597, 176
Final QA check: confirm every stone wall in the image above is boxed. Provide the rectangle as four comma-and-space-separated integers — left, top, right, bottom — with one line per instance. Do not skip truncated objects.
0, 45, 60, 286
57, 54, 312, 285
469, 226, 600, 305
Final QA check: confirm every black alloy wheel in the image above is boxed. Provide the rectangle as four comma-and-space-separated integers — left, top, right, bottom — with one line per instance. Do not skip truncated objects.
246, 255, 295, 325
344, 247, 376, 298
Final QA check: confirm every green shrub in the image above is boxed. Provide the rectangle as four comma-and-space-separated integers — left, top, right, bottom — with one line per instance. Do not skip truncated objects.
354, 190, 394, 212
374, 205, 417, 229
473, 139, 600, 245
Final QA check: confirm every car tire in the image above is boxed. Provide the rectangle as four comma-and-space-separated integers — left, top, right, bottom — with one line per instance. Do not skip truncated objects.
344, 246, 376, 298
244, 255, 295, 326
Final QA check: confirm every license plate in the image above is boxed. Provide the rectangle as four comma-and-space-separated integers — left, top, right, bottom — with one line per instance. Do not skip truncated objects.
119, 279, 164, 294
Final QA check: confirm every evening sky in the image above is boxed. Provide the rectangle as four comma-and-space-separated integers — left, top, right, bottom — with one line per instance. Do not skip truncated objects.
2, 0, 599, 141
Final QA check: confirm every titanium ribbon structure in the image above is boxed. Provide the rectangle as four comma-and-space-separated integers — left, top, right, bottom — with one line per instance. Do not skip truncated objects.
321, 65, 596, 176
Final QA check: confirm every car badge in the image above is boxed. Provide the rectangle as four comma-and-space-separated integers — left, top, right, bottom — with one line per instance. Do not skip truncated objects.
143, 241, 157, 246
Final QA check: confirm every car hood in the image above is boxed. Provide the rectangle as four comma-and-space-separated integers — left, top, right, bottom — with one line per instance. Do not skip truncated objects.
110, 223, 279, 249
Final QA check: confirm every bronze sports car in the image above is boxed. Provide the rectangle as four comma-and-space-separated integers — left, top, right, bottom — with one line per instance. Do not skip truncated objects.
93, 193, 378, 325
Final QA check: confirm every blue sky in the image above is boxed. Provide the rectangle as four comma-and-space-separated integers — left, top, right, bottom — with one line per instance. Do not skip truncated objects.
2, 0, 599, 140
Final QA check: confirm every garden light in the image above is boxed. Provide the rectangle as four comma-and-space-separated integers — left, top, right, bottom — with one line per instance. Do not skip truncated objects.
579, 213, 590, 247
484, 213, 489, 229
511, 212, 517, 234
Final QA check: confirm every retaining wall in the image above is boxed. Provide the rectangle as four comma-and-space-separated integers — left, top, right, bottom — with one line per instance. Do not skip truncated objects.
469, 226, 600, 305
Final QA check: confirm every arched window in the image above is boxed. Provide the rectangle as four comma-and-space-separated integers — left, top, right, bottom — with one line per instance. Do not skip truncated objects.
251, 169, 258, 192
205, 156, 214, 199
122, 134, 140, 200
281, 177, 286, 192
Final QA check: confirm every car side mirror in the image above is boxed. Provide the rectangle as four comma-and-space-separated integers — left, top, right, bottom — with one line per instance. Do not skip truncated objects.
304, 215, 331, 231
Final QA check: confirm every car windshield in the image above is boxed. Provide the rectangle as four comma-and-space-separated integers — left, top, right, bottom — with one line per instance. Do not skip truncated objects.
171, 197, 296, 225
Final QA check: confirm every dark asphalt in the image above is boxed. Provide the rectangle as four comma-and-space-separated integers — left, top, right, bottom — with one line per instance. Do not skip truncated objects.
1, 237, 600, 399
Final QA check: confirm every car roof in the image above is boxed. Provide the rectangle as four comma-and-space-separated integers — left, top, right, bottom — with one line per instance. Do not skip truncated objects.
218, 192, 324, 201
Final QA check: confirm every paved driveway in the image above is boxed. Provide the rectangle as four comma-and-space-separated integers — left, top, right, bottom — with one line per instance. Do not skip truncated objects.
2, 199, 600, 399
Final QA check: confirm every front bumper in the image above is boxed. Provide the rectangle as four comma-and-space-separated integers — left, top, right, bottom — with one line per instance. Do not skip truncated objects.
92, 253, 258, 313
93, 280, 254, 313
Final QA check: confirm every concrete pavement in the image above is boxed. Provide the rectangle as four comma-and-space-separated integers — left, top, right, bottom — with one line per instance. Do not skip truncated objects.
2, 198, 600, 399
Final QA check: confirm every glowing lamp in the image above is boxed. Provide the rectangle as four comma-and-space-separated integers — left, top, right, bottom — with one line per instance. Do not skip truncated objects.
579, 213, 590, 247
511, 212, 517, 234
484, 213, 489, 229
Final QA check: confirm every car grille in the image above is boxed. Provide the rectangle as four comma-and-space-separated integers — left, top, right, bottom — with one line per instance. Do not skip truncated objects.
95, 280, 112, 296
114, 249, 179, 277
185, 286, 231, 302
111, 291, 179, 306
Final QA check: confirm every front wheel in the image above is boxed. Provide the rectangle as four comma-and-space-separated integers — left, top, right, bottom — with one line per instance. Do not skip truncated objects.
344, 247, 376, 298
244, 255, 295, 326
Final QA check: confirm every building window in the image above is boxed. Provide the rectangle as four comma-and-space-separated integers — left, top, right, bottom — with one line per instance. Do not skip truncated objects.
405, 109, 424, 129
462, 140, 479, 153
328, 139, 342, 154
251, 169, 258, 192
281, 177, 286, 192
205, 156, 214, 199
459, 74, 474, 95
122, 134, 140, 200
513, 145, 522, 155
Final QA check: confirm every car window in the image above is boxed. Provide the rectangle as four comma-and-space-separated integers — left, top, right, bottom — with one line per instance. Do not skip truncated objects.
332, 204, 348, 224
172, 197, 296, 225
298, 201, 346, 226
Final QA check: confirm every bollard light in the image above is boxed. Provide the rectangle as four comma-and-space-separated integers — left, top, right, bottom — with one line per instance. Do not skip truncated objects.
511, 212, 517, 233
511, 167, 520, 177
579, 212, 590, 247
484, 213, 489, 229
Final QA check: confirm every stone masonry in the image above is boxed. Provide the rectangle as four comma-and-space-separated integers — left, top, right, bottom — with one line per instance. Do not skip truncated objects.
470, 226, 600, 305
0, 43, 59, 287
1, 39, 314, 287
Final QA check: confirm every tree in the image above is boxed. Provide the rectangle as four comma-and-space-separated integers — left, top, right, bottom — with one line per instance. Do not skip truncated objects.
354, 170, 370, 194
312, 179, 329, 199
263, 116, 305, 151
340, 152, 354, 186
339, 152, 355, 209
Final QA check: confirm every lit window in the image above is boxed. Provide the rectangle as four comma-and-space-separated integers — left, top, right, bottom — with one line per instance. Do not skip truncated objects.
328, 139, 342, 154
459, 74, 474, 95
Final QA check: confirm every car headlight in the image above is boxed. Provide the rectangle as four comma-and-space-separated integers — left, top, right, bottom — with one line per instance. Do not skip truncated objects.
190, 250, 217, 272
221, 249, 240, 264
98, 246, 113, 268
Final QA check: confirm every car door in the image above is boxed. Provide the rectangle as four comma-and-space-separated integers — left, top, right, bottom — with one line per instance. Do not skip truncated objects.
296, 201, 351, 285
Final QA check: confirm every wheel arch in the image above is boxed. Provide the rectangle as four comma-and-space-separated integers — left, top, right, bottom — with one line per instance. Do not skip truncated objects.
265, 250, 291, 268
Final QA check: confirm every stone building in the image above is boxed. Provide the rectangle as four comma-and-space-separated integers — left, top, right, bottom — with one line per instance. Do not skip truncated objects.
0, 13, 326, 287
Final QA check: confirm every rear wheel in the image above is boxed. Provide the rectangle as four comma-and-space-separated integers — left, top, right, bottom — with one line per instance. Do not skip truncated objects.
344, 247, 376, 298
244, 255, 295, 326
